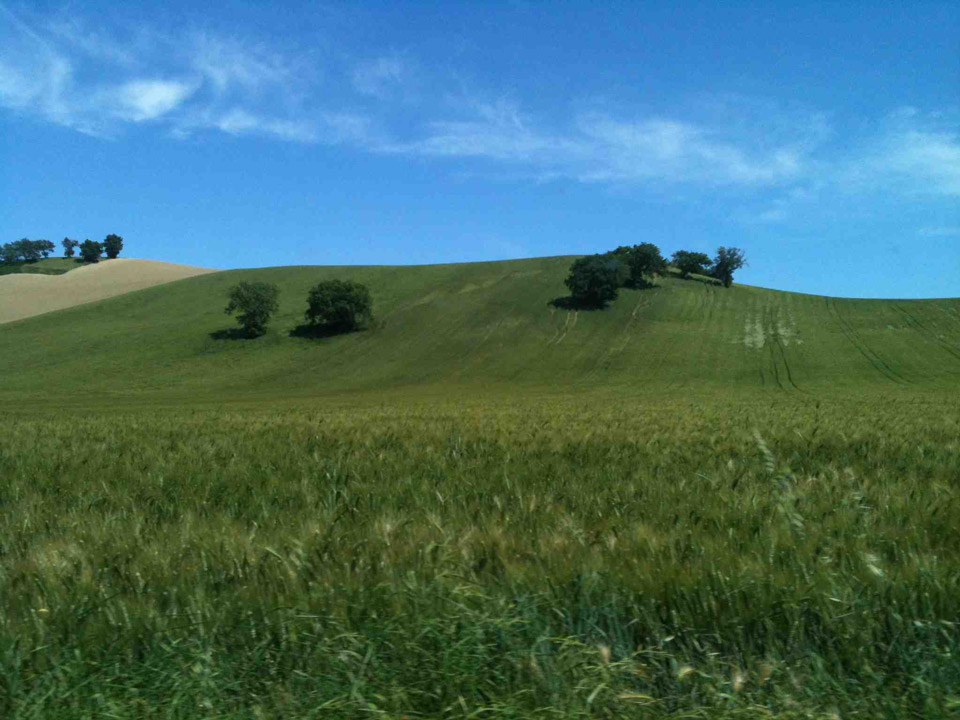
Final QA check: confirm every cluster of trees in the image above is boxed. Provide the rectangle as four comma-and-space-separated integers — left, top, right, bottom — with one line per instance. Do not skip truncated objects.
225, 279, 373, 338
564, 244, 746, 307
0, 238, 56, 263
0, 234, 124, 265
63, 234, 124, 263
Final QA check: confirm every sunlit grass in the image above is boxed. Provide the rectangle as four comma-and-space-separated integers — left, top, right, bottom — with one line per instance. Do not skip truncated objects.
2, 395, 957, 717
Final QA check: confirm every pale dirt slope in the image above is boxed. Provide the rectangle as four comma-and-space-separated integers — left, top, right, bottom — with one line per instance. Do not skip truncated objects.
0, 259, 216, 324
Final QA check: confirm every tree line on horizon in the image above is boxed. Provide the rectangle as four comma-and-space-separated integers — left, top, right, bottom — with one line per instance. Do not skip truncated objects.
1, 234, 124, 265
564, 244, 746, 307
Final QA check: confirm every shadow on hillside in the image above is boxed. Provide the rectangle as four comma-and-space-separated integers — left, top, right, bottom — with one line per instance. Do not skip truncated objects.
548, 296, 608, 311
288, 323, 363, 340
675, 273, 722, 286
209, 328, 255, 340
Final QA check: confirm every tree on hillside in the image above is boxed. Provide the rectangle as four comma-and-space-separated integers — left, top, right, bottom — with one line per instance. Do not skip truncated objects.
304, 279, 373, 333
0, 243, 17, 263
63, 237, 79, 258
225, 281, 280, 338
564, 253, 629, 307
79, 239, 103, 263
671, 250, 712, 279
103, 233, 124, 259
36, 239, 55, 258
712, 246, 747, 288
14, 238, 41, 262
621, 243, 667, 288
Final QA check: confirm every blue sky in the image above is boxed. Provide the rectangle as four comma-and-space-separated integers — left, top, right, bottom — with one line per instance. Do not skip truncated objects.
1, 1, 957, 298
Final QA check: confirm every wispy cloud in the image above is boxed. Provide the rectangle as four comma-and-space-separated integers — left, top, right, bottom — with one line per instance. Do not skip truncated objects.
377, 97, 811, 189
109, 79, 197, 121
0, 5, 313, 139
842, 108, 960, 198
352, 55, 408, 99
1, 3, 957, 215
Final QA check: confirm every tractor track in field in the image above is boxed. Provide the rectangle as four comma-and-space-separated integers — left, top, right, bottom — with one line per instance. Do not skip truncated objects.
770, 310, 803, 393
826, 298, 909, 385
548, 310, 578, 345
894, 304, 960, 364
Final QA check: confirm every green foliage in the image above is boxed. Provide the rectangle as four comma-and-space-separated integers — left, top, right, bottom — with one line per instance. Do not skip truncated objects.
304, 278, 373, 331
618, 242, 668, 287
62, 237, 79, 258
78, 239, 103, 263
671, 250, 712, 278
1, 238, 55, 263
713, 246, 747, 288
0, 399, 957, 716
564, 253, 629, 306
103, 233, 124, 259
224, 280, 280, 337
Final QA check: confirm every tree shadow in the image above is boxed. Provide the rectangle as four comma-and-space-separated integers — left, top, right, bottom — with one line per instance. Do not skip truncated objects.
548, 296, 608, 311
209, 328, 255, 340
624, 278, 667, 290
676, 274, 722, 286
288, 323, 363, 339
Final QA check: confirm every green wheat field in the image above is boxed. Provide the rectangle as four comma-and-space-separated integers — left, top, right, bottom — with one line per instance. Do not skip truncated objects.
1, 256, 959, 718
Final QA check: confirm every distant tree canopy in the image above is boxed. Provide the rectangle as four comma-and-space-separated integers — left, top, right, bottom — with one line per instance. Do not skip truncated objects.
305, 279, 373, 332
0, 238, 54, 263
1, 233, 125, 264
0, 238, 55, 263
613, 243, 668, 288
671, 250, 713, 279
712, 246, 747, 288
103, 234, 124, 259
225, 281, 280, 338
79, 239, 104, 263
564, 253, 629, 307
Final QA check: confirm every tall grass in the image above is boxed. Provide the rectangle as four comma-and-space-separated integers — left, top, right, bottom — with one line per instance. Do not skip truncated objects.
1, 396, 958, 717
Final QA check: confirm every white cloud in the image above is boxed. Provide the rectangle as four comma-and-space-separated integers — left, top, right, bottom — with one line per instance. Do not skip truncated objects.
1, 2, 957, 214
112, 79, 196, 121
378, 99, 808, 189
0, 5, 315, 139
879, 129, 960, 196
842, 110, 960, 197
188, 33, 293, 93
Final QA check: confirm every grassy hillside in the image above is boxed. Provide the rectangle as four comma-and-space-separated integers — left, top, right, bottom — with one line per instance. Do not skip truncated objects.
1, 255, 958, 405
2, 257, 958, 717
0, 257, 86, 276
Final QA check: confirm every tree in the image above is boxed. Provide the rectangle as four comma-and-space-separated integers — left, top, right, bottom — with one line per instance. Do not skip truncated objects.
79, 239, 103, 263
671, 250, 712, 279
103, 233, 124, 259
622, 242, 667, 288
304, 279, 373, 332
564, 254, 629, 307
13, 238, 41, 262
63, 237, 79, 258
712, 246, 747, 288
225, 281, 280, 338
0, 243, 17, 264
36, 239, 55, 258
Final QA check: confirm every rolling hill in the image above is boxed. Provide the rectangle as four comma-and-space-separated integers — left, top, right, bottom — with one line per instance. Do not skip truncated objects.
1, 255, 958, 406
0, 258, 216, 325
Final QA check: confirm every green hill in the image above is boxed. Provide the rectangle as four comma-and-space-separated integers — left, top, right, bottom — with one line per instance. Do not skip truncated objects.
2, 255, 959, 406
0, 257, 86, 276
